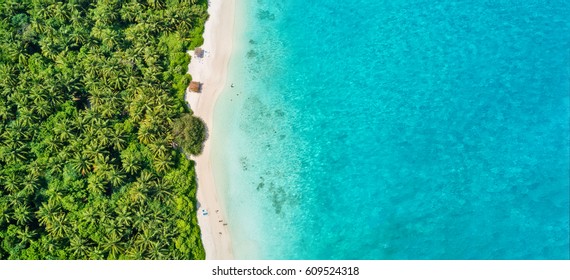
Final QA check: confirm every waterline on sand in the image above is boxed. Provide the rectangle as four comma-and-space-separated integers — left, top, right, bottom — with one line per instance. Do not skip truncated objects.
186, 0, 236, 260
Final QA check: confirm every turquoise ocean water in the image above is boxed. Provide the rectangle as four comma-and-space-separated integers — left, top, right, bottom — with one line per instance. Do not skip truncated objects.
212, 0, 570, 259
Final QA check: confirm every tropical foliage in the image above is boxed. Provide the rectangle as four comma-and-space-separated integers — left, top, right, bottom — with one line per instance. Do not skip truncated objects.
172, 113, 206, 156
0, 0, 208, 259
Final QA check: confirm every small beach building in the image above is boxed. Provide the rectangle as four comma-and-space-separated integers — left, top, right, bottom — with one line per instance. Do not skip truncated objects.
189, 81, 201, 93
194, 47, 204, 58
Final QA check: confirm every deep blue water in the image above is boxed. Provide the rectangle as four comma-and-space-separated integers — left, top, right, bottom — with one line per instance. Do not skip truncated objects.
215, 0, 570, 259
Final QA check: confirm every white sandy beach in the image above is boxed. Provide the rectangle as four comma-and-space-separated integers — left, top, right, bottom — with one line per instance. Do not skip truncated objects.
186, 0, 235, 259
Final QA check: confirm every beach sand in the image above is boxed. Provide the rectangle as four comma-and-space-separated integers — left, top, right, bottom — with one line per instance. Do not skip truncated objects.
186, 0, 235, 259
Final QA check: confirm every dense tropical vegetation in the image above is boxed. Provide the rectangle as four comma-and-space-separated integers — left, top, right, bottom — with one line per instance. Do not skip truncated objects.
0, 0, 209, 259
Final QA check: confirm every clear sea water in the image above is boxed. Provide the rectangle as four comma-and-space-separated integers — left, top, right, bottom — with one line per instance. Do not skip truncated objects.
212, 0, 570, 259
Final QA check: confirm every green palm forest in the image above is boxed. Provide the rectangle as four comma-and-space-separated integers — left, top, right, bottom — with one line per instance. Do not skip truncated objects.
0, 0, 209, 259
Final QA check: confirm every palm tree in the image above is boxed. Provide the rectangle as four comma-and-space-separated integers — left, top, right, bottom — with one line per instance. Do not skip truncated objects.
57, 147, 73, 164
128, 184, 147, 205
153, 179, 173, 204
109, 73, 126, 91
98, 102, 116, 119
48, 2, 68, 22
3, 172, 21, 194
2, 129, 26, 147
102, 232, 123, 259
90, 150, 110, 173
21, 174, 39, 196
137, 124, 156, 145
110, 128, 127, 151
134, 228, 155, 252
88, 90, 105, 107
127, 98, 146, 122
121, 153, 141, 175
3, 42, 26, 64
17, 107, 38, 128
106, 167, 125, 188
80, 206, 98, 228
0, 200, 10, 226
148, 142, 169, 159
0, 102, 14, 121
125, 246, 145, 260
53, 120, 73, 142
39, 235, 57, 257
97, 203, 113, 225
27, 161, 43, 177
0, 64, 16, 88
132, 207, 151, 231
115, 206, 132, 228
138, 170, 155, 186
47, 213, 69, 238
68, 29, 87, 47
107, 94, 123, 112
159, 223, 177, 244
9, 118, 32, 141
38, 38, 59, 60
120, 2, 139, 23
148, 241, 168, 260
88, 246, 105, 260
95, 127, 112, 147
29, 17, 46, 34
147, 203, 165, 225
36, 201, 59, 228
177, 13, 194, 34
16, 226, 36, 247
48, 157, 65, 178
147, 0, 165, 9
70, 152, 92, 176
87, 175, 105, 196
69, 235, 90, 259
13, 204, 32, 226
153, 154, 172, 174
43, 136, 61, 155
141, 66, 161, 83
34, 99, 52, 118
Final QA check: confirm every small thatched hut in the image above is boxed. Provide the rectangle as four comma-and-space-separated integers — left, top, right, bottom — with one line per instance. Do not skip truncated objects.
189, 81, 201, 93
194, 47, 204, 58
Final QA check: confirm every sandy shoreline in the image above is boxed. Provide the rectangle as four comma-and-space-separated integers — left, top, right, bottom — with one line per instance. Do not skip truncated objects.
186, 0, 235, 259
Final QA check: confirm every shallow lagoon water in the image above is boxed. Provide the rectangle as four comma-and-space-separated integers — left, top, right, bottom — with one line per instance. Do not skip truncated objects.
213, 0, 570, 259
